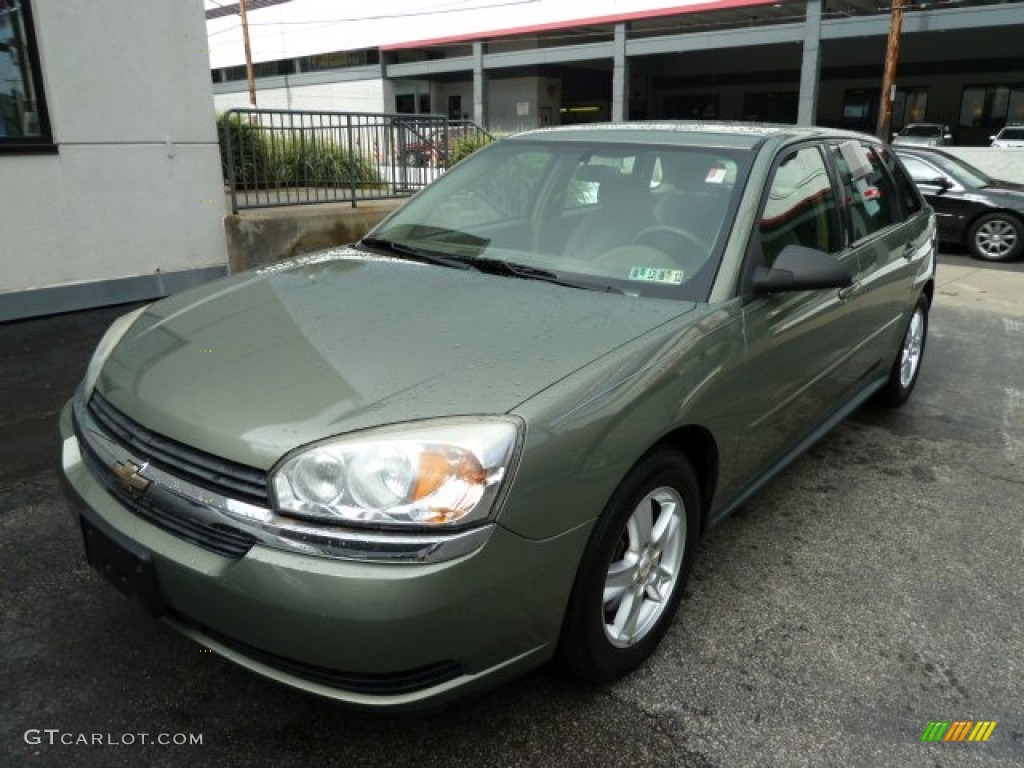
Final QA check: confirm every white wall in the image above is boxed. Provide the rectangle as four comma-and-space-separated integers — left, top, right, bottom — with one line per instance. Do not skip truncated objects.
214, 78, 386, 114
0, 0, 226, 299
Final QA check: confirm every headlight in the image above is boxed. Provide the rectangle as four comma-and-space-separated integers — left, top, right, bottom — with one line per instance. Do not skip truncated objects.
271, 419, 521, 529
82, 305, 150, 395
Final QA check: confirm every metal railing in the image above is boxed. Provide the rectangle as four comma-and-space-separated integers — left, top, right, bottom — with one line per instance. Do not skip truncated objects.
219, 108, 492, 213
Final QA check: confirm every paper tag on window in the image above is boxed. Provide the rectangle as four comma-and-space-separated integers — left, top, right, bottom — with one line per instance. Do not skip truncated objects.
705, 167, 727, 184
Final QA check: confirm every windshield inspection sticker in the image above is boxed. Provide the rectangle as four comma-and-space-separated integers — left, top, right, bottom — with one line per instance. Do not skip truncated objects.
705, 167, 727, 184
629, 267, 685, 285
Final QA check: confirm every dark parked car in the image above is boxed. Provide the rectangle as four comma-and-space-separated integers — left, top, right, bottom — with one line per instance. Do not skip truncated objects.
61, 123, 935, 710
894, 146, 1024, 262
891, 123, 954, 147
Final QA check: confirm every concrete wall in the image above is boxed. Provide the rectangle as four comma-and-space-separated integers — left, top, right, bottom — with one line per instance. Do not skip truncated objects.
0, 0, 226, 318
225, 200, 404, 273
215, 78, 386, 114
488, 77, 563, 134
945, 148, 1024, 183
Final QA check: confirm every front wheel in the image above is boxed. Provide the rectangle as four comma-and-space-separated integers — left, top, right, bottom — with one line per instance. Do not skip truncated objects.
557, 450, 700, 683
873, 294, 929, 407
968, 212, 1023, 262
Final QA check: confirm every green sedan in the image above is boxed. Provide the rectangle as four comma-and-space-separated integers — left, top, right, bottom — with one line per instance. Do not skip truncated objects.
60, 123, 936, 710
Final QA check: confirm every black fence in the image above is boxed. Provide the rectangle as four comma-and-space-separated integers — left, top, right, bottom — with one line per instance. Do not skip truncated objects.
218, 108, 492, 213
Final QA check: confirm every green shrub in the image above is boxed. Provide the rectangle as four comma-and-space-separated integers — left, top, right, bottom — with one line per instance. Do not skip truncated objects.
216, 114, 269, 188
274, 135, 383, 188
447, 133, 494, 166
216, 114, 383, 190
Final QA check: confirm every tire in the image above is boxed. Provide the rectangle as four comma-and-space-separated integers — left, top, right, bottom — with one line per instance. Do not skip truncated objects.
967, 212, 1023, 262
557, 450, 700, 684
873, 293, 929, 408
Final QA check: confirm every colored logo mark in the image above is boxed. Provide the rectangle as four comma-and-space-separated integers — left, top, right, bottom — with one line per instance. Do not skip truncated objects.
921, 721, 997, 742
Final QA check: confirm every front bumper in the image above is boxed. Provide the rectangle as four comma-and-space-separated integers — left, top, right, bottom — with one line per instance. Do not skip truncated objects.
59, 402, 588, 711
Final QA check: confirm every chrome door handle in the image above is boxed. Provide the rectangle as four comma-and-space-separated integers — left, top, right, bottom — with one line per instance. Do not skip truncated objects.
838, 282, 860, 301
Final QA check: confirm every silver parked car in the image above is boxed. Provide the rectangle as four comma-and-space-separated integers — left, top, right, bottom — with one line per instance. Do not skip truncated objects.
892, 123, 954, 147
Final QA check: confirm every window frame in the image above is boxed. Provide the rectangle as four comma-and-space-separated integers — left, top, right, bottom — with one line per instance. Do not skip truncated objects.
0, 0, 55, 153
825, 140, 902, 247
740, 140, 843, 299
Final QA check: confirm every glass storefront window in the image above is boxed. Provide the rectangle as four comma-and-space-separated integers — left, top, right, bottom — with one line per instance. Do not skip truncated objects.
0, 0, 52, 149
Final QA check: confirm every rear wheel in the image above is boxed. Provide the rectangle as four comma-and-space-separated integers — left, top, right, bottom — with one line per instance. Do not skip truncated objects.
874, 293, 929, 407
968, 212, 1023, 262
557, 450, 700, 683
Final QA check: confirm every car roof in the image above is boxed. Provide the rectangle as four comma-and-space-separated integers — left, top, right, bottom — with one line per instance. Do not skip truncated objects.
508, 121, 878, 150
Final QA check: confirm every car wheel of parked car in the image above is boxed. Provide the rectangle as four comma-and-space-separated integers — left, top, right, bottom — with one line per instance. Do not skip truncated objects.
557, 450, 700, 683
874, 294, 929, 407
968, 212, 1023, 262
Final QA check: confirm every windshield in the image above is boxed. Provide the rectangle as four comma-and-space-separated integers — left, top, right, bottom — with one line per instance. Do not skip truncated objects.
927, 153, 994, 187
900, 125, 942, 137
997, 128, 1024, 140
366, 139, 753, 301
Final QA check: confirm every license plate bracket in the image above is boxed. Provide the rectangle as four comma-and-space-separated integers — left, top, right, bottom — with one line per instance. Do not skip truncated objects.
80, 514, 166, 618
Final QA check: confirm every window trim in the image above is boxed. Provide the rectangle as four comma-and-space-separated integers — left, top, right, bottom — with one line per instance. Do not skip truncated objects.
0, 0, 56, 154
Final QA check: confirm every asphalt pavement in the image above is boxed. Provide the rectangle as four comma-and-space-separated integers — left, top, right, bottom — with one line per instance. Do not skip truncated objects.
1, 253, 1022, 768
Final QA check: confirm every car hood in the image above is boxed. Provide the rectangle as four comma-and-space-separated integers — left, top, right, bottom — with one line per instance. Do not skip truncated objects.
95, 249, 695, 469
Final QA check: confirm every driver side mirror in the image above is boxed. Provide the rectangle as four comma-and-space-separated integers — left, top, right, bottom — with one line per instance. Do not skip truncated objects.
922, 176, 952, 192
752, 245, 852, 294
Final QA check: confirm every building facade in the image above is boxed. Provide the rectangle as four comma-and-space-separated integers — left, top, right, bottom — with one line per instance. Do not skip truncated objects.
1, 0, 227, 321
208, 0, 1024, 145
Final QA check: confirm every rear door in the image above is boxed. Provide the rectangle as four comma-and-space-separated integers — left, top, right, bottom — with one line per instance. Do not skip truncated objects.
827, 141, 933, 377
737, 142, 866, 478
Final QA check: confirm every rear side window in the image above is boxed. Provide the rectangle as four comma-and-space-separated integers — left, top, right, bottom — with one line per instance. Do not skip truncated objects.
877, 146, 923, 216
759, 146, 840, 267
898, 154, 944, 185
830, 143, 898, 242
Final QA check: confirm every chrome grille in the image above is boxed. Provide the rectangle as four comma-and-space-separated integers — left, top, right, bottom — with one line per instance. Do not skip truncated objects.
88, 392, 270, 506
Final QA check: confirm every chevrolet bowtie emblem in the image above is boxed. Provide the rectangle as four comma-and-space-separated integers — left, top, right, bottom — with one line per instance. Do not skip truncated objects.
111, 460, 151, 497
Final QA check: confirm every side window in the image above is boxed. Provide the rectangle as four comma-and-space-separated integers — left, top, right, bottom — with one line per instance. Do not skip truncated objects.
897, 155, 945, 186
0, 0, 53, 149
759, 146, 839, 267
878, 147, 923, 216
830, 143, 898, 242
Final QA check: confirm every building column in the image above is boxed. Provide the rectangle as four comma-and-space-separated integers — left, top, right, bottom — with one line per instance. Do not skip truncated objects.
797, 0, 823, 126
473, 41, 489, 128
612, 23, 628, 123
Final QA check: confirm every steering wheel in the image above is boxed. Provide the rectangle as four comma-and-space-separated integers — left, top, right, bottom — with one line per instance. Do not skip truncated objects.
632, 225, 707, 255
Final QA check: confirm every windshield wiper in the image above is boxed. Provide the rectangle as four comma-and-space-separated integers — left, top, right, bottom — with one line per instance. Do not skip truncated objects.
359, 237, 475, 271
469, 257, 625, 294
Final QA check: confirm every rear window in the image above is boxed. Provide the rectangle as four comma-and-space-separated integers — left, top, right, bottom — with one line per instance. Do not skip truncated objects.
900, 125, 942, 137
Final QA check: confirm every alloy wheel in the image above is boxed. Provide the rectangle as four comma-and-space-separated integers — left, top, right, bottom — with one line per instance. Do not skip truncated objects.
602, 487, 687, 648
974, 218, 1018, 260
899, 307, 925, 389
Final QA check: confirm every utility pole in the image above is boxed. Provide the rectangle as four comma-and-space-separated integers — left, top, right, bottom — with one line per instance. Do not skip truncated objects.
239, 0, 257, 106
876, 0, 906, 142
